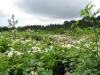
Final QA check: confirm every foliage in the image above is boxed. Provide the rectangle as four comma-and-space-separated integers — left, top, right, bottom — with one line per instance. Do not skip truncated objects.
74, 3, 100, 75
0, 38, 11, 53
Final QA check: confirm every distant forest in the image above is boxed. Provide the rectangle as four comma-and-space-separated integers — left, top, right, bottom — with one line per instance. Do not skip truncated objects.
0, 16, 100, 31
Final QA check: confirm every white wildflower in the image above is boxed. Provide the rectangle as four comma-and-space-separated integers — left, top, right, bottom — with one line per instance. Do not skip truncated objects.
27, 50, 31, 53
84, 43, 90, 48
66, 44, 73, 49
77, 41, 81, 44
97, 42, 100, 46
7, 51, 14, 57
12, 39, 20, 45
14, 51, 23, 56
23, 39, 31, 44
10, 48, 15, 51
6, 50, 23, 57
32, 47, 41, 52
49, 45, 53, 50
45, 48, 49, 52
75, 46, 80, 49
22, 41, 26, 44
61, 44, 67, 48
30, 71, 38, 75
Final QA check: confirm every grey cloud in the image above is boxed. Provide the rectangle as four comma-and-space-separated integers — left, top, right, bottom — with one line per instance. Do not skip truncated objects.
0, 11, 6, 18
16, 0, 91, 19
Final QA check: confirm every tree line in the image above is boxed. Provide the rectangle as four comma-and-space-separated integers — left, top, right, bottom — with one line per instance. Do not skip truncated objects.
0, 16, 100, 32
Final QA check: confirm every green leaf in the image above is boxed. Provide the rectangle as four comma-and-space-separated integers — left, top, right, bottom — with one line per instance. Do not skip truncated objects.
80, 9, 86, 16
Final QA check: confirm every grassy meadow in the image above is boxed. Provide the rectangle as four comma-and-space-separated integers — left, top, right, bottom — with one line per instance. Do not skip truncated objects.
0, 28, 100, 75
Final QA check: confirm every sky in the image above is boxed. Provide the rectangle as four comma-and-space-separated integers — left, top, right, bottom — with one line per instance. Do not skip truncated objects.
0, 0, 100, 27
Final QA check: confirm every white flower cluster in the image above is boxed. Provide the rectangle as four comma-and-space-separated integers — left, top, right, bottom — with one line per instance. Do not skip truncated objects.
28, 47, 41, 53
22, 38, 32, 44
30, 71, 38, 75
45, 45, 53, 52
5, 50, 23, 57
12, 39, 21, 45
61, 44, 74, 49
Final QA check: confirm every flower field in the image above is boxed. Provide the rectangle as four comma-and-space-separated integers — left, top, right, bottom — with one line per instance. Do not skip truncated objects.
0, 28, 100, 75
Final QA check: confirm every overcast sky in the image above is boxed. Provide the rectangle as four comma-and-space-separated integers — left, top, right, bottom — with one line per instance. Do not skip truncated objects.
0, 0, 100, 27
